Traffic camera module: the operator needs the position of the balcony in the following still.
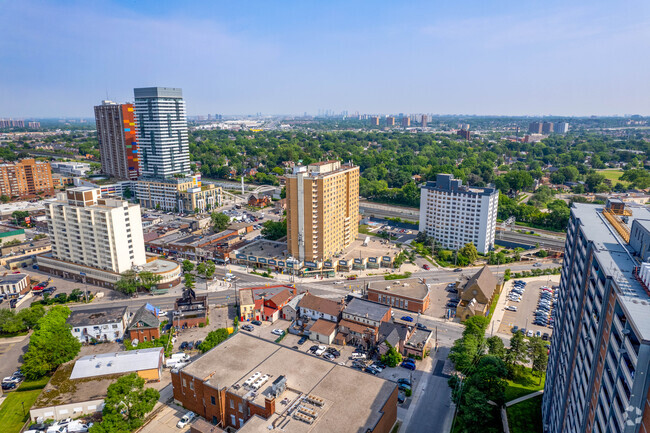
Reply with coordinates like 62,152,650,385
624,337,637,365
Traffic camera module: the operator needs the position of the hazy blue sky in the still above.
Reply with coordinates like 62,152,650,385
1,0,649,117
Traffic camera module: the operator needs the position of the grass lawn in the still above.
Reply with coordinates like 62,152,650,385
507,395,543,433
597,169,629,186
0,376,51,433
505,368,545,402
487,292,501,322
0,331,29,339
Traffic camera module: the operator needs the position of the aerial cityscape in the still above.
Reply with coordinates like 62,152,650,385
0,2,649,433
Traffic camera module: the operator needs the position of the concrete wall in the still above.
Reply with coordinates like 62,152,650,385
30,399,104,422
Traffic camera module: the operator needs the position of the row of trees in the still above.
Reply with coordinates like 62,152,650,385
0,304,45,334
115,270,163,296
182,259,217,280
22,305,81,379
448,316,548,432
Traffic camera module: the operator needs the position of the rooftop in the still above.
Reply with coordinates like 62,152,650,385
67,306,127,327
309,318,337,336
573,203,650,342
367,278,433,301
139,258,180,274
128,305,160,331
70,347,163,379
298,293,343,317
182,333,396,433
422,173,497,196
0,273,29,284
343,298,391,322
34,362,123,408
233,240,290,261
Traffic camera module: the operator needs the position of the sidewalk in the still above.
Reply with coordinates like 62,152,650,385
505,390,544,407
399,351,435,431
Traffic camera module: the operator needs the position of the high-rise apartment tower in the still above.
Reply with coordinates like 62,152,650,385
419,174,498,254
543,200,650,433
94,100,140,180
133,87,190,178
286,161,359,262
45,187,146,274
0,158,54,198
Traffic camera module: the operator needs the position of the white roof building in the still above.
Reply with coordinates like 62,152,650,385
70,347,163,380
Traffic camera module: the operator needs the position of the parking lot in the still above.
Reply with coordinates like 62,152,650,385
498,276,560,339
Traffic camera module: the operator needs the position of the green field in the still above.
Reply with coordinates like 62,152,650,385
505,368,545,402
0,376,51,433
507,395,543,433
597,169,629,186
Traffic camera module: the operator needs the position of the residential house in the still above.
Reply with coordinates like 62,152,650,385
238,285,298,323
67,306,128,343
248,194,271,208
455,265,500,320
127,305,161,342
309,319,338,344
335,298,392,348
298,293,344,323
280,293,304,322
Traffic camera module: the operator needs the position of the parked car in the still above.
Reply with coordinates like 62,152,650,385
298,336,308,345
401,316,414,322
422,264,430,270
401,361,416,370
397,378,412,386
187,341,194,350
314,345,327,356
454,268,462,272
398,391,406,404
416,323,428,330
251,320,262,326
177,411,196,428
271,329,285,336
179,342,189,350
242,324,254,332
398,383,412,392
351,352,367,359
1,382,17,390
505,306,517,311
526,330,534,337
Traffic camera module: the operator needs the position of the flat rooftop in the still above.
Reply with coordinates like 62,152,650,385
140,258,180,273
368,278,433,301
234,240,289,260
182,333,396,433
573,203,650,341
67,306,127,327
0,273,29,284
70,348,162,379
33,362,123,408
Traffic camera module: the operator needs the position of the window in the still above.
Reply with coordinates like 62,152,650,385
230,399,234,409
211,396,216,405
230,415,236,426
189,381,194,390
238,403,243,413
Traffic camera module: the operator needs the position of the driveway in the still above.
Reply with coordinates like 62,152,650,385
0,333,30,381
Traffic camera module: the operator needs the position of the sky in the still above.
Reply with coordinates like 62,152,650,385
1,0,649,117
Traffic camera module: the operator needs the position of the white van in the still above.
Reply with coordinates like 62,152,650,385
351,352,367,360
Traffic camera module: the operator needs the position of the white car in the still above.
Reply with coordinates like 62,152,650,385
505,306,518,311
526,330,534,337
177,411,196,428
271,329,284,336
370,363,384,372
314,345,327,356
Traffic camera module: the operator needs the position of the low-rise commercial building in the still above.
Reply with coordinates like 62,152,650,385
0,273,30,298
297,292,343,323
367,278,431,313
335,298,392,348
238,285,298,323
71,347,164,382
67,306,128,343
174,289,209,328
136,175,222,213
171,332,398,433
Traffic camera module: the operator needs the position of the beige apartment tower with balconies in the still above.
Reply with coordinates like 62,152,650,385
286,161,359,263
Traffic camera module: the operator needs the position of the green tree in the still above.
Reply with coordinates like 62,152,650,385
90,373,160,433
460,243,479,264
182,259,195,273
139,271,162,292
467,356,508,405
205,260,216,279
199,328,230,353
528,337,549,383
486,336,506,360
211,212,230,231
280,186,286,199
456,386,494,433
22,306,81,379
380,342,403,367
12,210,29,225
0,195,9,203
505,331,528,366
196,262,207,278
115,270,139,295
261,219,287,240
184,273,195,290
462,316,489,340
449,334,481,372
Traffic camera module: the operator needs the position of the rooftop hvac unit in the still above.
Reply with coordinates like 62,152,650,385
271,375,286,397
293,413,314,424
244,372,261,388
252,374,269,390
298,405,318,418
306,394,324,407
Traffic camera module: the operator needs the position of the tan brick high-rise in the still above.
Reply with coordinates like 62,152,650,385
286,161,359,262
0,158,54,199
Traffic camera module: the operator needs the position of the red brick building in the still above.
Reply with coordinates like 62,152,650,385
367,278,432,313
127,305,161,342
247,194,271,208
171,332,397,432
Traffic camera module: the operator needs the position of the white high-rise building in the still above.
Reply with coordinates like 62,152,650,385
555,122,569,134
419,174,498,254
133,87,190,179
45,187,146,273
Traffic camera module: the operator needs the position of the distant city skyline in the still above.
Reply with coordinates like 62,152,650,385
1,0,649,117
